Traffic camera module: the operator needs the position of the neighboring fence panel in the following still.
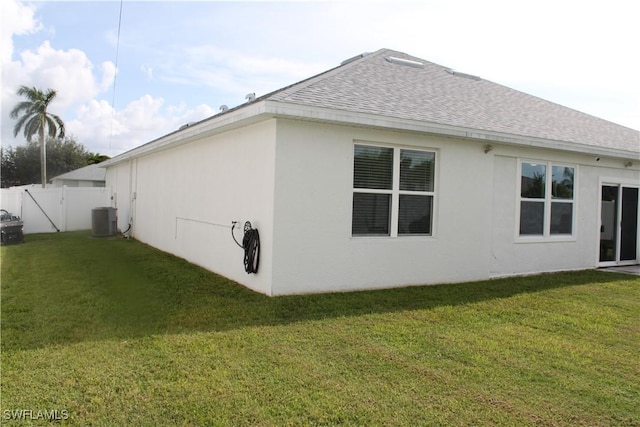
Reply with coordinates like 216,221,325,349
1,189,22,215
0,186,112,234
63,187,112,232
22,188,63,233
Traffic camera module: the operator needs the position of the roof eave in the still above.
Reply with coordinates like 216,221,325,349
264,100,640,160
101,98,638,168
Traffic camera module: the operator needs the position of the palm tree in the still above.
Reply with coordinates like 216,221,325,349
10,86,65,187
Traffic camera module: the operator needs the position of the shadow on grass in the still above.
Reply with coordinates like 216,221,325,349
1,231,637,351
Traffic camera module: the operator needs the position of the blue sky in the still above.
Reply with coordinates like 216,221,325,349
2,0,638,157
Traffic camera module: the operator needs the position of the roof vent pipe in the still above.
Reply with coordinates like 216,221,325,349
341,52,370,65
385,56,424,68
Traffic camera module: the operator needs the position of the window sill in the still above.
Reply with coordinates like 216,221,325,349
351,234,435,240
515,235,577,244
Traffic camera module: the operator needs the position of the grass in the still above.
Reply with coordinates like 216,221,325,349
1,231,639,426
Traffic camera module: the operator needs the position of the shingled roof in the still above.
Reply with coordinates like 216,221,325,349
51,163,106,182
267,48,639,156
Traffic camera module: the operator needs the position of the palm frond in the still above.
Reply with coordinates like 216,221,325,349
9,101,34,119
12,113,31,137
45,116,60,138
44,89,58,103
16,86,42,102
24,118,41,143
51,113,65,138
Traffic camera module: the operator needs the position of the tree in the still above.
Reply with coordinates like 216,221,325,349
1,137,95,188
87,153,111,165
10,86,66,187
0,147,19,188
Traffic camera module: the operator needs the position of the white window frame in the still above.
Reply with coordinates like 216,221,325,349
516,159,577,242
352,142,437,238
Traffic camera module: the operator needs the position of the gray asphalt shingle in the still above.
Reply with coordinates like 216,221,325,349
268,49,639,154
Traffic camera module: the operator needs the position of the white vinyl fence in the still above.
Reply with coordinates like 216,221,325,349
0,186,112,234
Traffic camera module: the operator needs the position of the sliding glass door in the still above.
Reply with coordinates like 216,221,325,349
599,184,639,265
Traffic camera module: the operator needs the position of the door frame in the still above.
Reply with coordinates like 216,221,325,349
597,177,640,267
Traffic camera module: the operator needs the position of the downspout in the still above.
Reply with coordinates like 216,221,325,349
132,158,138,236
124,158,136,237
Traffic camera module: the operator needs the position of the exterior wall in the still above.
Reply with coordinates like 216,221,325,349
271,119,638,295
270,119,494,295
490,147,639,276
105,116,638,296
107,120,277,295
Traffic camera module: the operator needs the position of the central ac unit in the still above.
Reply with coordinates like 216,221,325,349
92,207,117,237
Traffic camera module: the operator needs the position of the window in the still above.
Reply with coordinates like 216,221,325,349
519,160,575,237
352,144,435,236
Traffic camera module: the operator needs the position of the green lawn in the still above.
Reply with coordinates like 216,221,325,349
1,231,639,426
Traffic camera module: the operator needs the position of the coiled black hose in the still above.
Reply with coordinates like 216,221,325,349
242,223,260,274
232,221,260,274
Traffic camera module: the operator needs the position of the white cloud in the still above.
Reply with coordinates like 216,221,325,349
160,45,329,99
0,0,40,63
15,41,115,107
66,95,216,156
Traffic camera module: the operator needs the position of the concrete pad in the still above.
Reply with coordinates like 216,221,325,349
601,265,640,276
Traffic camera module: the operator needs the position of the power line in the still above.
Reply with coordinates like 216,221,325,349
109,0,124,152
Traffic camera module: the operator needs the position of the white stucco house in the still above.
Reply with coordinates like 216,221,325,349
103,49,640,296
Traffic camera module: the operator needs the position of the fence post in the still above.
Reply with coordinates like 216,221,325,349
61,186,67,232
